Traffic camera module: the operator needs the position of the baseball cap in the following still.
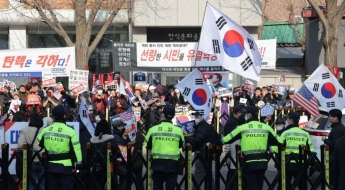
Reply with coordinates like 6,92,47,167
246,105,258,115
163,105,175,119
111,119,127,127
149,85,156,90
52,105,66,118
286,111,300,121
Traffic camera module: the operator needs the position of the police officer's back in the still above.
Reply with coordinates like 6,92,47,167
37,105,82,190
144,105,185,190
279,111,314,189
221,105,280,190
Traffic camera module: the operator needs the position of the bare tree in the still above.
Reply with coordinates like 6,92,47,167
287,0,305,52
258,0,269,39
307,0,345,69
11,0,126,70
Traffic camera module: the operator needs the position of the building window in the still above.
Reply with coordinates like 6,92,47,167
0,27,9,49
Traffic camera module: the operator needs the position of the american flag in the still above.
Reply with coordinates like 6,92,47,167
120,107,134,121
152,72,164,93
278,75,286,83
293,85,319,117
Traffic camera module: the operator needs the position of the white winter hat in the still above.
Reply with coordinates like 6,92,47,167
149,85,156,90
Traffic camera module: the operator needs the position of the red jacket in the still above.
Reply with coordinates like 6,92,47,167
91,94,108,115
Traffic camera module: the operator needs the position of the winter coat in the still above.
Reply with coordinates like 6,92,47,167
131,131,144,169
324,122,345,152
113,129,129,146
170,93,186,107
185,119,211,153
91,94,109,116
17,126,44,162
334,135,345,190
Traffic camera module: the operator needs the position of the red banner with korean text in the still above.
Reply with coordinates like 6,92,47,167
42,77,56,87
0,47,76,77
26,94,41,105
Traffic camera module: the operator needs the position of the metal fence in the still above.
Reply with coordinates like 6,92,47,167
0,142,334,190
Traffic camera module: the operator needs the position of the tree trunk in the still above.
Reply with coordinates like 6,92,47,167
74,0,89,70
323,24,338,68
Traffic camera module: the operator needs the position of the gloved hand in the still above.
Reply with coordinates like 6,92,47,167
215,137,223,145
75,163,83,171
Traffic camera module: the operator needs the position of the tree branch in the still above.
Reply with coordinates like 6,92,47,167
288,0,305,51
88,0,126,56
336,1,345,21
84,0,103,49
29,0,73,46
307,0,328,31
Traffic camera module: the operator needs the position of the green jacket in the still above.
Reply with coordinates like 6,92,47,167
144,121,185,161
37,122,82,167
222,120,280,163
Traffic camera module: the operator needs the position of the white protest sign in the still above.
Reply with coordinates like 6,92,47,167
42,77,56,87
69,70,89,95
239,98,247,104
219,87,233,97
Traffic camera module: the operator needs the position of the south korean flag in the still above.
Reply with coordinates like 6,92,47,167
175,68,212,120
198,3,262,81
303,64,345,111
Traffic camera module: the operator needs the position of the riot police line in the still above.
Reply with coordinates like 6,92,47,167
0,107,333,190
0,142,334,190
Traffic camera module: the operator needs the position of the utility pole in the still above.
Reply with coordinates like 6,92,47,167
128,0,133,85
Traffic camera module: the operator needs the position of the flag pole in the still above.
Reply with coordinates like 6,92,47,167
194,1,209,68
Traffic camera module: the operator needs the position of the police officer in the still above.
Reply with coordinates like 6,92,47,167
279,111,314,189
37,105,82,190
220,105,280,190
144,105,185,190
223,104,246,190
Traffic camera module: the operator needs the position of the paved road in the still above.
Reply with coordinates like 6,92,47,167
137,151,325,190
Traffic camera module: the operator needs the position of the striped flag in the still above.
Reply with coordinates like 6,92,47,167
278,75,286,83
292,85,319,117
120,107,134,121
152,72,164,93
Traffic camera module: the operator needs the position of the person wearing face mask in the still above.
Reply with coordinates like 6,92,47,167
222,105,246,190
185,111,215,190
219,105,281,190
275,116,286,135
278,111,314,190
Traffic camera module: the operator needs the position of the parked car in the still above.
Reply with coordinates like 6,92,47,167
303,108,345,160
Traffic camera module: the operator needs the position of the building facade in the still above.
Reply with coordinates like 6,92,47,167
0,0,263,87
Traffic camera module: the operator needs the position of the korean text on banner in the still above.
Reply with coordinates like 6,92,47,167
0,47,76,77
26,94,41,105
198,3,262,81
256,39,276,70
69,70,89,95
42,77,56,87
